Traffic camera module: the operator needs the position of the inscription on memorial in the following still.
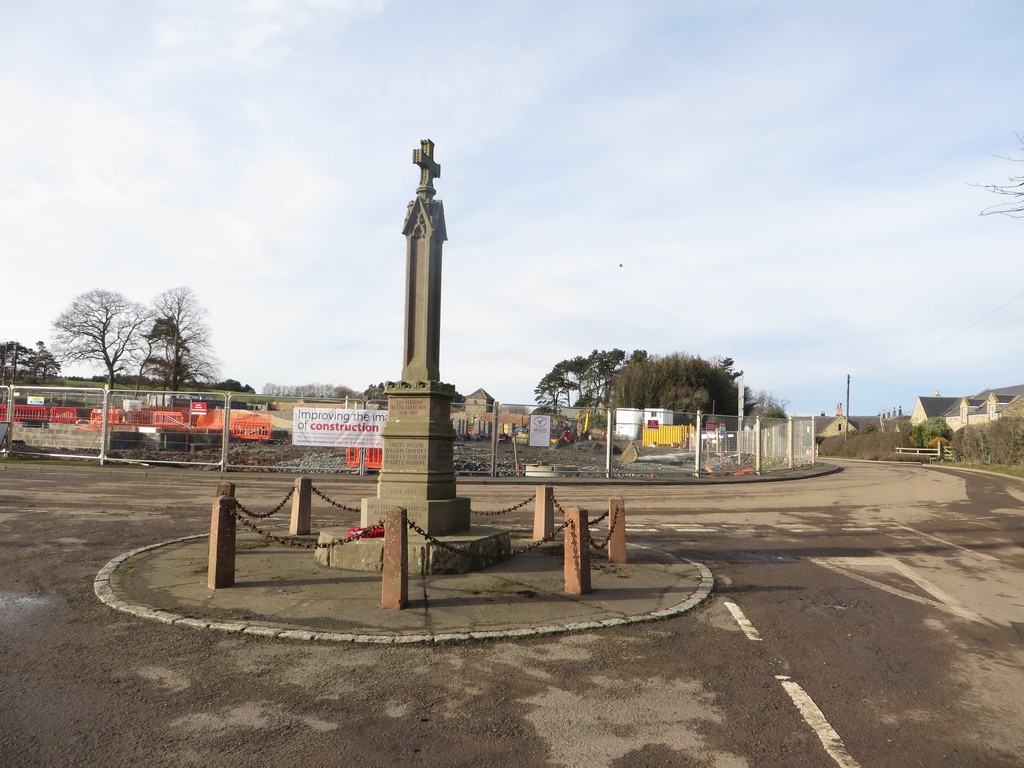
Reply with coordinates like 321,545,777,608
388,399,429,420
386,439,452,469
387,396,450,421
376,485,420,498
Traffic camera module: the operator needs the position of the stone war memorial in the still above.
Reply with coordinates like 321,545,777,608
316,140,510,574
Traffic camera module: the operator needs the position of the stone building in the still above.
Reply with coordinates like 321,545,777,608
910,384,1024,431
813,404,884,438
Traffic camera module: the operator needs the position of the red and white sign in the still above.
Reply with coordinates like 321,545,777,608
292,407,387,448
647,419,659,429
190,401,208,416
529,414,551,448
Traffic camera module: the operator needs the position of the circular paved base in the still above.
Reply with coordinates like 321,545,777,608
95,532,714,644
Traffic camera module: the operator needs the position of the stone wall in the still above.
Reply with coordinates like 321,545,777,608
10,422,105,452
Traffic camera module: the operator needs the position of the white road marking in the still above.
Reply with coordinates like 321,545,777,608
776,675,862,768
811,556,991,625
723,601,762,641
895,523,1000,562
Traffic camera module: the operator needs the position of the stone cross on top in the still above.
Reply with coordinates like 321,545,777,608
413,139,441,199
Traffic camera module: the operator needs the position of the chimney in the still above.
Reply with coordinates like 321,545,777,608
836,403,843,416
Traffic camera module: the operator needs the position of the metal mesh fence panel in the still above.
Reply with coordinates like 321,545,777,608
759,416,790,471
792,416,816,467
104,390,228,468
485,403,608,478
2,386,107,459
224,394,383,473
615,408,696,478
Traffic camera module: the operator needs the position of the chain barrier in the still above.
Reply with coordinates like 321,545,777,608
310,485,361,514
552,496,566,515
470,493,537,517
235,487,295,519
511,520,570,555
230,485,586,562
405,513,570,559
565,518,580,564
588,509,618,550
234,510,385,550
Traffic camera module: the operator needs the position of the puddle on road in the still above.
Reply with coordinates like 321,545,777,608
0,592,54,624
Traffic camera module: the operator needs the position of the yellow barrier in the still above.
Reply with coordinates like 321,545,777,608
641,424,693,447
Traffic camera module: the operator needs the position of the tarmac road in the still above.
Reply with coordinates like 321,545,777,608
1,460,1023,767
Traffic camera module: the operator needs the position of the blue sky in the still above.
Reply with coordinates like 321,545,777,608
2,1,1022,416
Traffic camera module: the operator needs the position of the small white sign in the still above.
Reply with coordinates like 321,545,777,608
529,414,551,447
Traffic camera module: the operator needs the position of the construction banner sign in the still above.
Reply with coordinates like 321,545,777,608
292,408,387,448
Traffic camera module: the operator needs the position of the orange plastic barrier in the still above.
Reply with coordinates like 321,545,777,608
194,409,224,431
49,407,78,424
90,408,124,427
345,447,383,469
122,409,156,426
151,410,190,430
10,404,48,422
229,414,272,441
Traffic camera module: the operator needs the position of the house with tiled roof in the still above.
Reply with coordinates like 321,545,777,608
814,406,883,438
909,395,959,425
911,384,1024,431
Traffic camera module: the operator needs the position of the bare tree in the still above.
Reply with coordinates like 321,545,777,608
51,289,150,388
749,390,789,419
261,382,360,399
146,287,218,390
978,134,1024,217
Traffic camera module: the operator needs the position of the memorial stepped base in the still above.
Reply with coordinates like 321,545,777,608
314,526,511,575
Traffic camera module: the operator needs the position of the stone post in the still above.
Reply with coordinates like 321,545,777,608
381,507,408,609
290,476,312,536
208,495,236,589
533,485,554,540
563,507,591,595
607,496,627,564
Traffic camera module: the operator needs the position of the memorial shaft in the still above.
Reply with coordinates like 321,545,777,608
361,139,470,537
